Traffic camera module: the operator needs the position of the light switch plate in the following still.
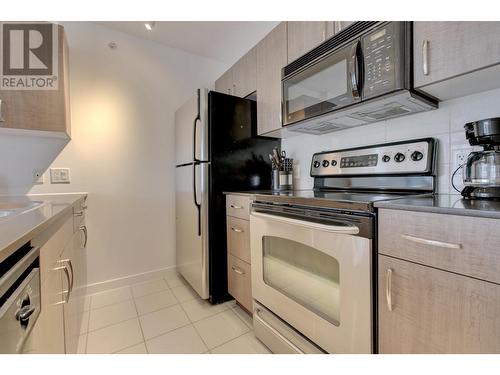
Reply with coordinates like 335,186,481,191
50,168,70,184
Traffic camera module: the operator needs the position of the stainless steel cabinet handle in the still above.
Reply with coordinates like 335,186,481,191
0,99,5,122
15,305,36,321
422,39,429,76
230,227,243,233
254,308,305,354
74,211,84,217
231,266,245,275
386,268,393,312
401,234,461,249
54,266,71,304
230,204,243,209
80,225,88,248
59,259,74,292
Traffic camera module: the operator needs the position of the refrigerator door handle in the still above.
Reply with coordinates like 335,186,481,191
193,162,201,236
193,89,202,162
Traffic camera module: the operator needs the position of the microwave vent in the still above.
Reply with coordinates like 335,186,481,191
283,21,379,78
290,120,344,135
353,103,413,121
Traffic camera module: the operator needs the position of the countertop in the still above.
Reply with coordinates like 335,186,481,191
0,193,87,262
374,194,500,219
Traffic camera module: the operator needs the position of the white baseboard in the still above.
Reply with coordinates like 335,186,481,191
86,265,178,295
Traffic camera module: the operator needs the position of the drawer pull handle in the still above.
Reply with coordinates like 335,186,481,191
74,211,84,217
401,234,461,249
230,204,243,209
231,227,243,233
422,39,429,76
231,266,245,275
386,268,393,312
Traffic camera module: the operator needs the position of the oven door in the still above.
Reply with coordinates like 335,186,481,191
250,209,372,354
282,40,362,127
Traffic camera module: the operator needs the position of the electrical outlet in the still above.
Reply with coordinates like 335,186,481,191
450,147,472,192
50,168,71,184
33,169,44,184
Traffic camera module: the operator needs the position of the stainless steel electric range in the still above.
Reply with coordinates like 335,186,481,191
249,138,437,354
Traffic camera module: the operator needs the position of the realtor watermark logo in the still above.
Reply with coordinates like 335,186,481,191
0,22,58,90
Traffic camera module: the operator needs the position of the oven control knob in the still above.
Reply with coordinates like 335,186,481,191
394,153,405,162
411,151,424,161
313,161,321,168
322,160,330,168
331,160,337,166
382,155,390,163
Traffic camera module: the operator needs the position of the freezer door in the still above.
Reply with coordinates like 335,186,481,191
175,162,209,299
175,89,209,165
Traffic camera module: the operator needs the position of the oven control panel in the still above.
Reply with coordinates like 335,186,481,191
310,138,435,177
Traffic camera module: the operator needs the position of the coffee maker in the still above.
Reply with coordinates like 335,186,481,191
461,118,500,199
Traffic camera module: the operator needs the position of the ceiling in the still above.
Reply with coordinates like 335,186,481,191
97,21,279,65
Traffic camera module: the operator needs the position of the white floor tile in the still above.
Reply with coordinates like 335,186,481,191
181,298,228,322
134,289,178,316
86,318,143,354
146,325,207,354
165,273,187,289
91,286,132,310
171,283,199,303
194,309,250,349
211,332,271,354
231,304,253,328
88,299,137,331
139,304,190,340
115,342,148,354
132,279,169,298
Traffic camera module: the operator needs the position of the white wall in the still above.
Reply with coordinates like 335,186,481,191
282,87,500,195
0,22,227,287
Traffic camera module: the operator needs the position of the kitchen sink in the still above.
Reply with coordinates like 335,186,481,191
0,201,45,218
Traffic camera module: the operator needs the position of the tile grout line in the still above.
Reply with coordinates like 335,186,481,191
130,286,148,354
176,295,210,353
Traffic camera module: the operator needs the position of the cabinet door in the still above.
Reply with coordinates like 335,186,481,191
256,22,287,136
215,68,234,95
227,254,252,312
0,24,70,136
379,255,500,353
233,46,257,98
287,22,327,63
414,22,500,89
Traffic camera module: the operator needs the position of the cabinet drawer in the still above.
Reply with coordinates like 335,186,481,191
379,209,500,284
226,216,250,264
72,199,87,233
227,254,252,312
226,195,251,220
379,255,500,353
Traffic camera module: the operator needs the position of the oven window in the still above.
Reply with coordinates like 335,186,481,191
262,236,340,326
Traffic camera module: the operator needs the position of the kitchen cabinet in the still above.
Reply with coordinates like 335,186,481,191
379,255,500,353
23,198,88,354
287,22,327,63
226,194,252,312
326,21,355,38
215,67,233,95
378,208,500,353
256,22,288,136
215,47,257,98
233,47,257,97
413,22,500,100
0,24,71,137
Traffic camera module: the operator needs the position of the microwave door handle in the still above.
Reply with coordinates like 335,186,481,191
349,41,361,100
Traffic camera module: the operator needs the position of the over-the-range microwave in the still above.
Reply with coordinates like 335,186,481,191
281,21,438,135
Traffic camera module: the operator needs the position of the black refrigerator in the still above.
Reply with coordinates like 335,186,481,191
175,89,279,304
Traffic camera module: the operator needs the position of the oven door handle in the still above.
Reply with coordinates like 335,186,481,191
250,211,359,235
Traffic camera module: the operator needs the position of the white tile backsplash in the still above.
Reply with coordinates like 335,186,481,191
282,87,500,193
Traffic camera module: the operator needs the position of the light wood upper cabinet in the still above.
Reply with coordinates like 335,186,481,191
233,47,257,97
326,21,355,38
379,255,500,353
414,22,500,96
0,24,70,137
214,67,233,95
287,22,327,63
256,22,287,136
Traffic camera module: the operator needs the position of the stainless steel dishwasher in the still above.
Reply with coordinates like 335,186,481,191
0,244,41,353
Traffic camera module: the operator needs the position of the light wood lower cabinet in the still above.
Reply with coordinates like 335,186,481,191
226,194,252,312
379,255,500,353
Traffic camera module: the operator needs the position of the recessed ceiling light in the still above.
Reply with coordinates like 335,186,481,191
145,22,156,31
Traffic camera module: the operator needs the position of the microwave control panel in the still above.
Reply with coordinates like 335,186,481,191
362,22,405,99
